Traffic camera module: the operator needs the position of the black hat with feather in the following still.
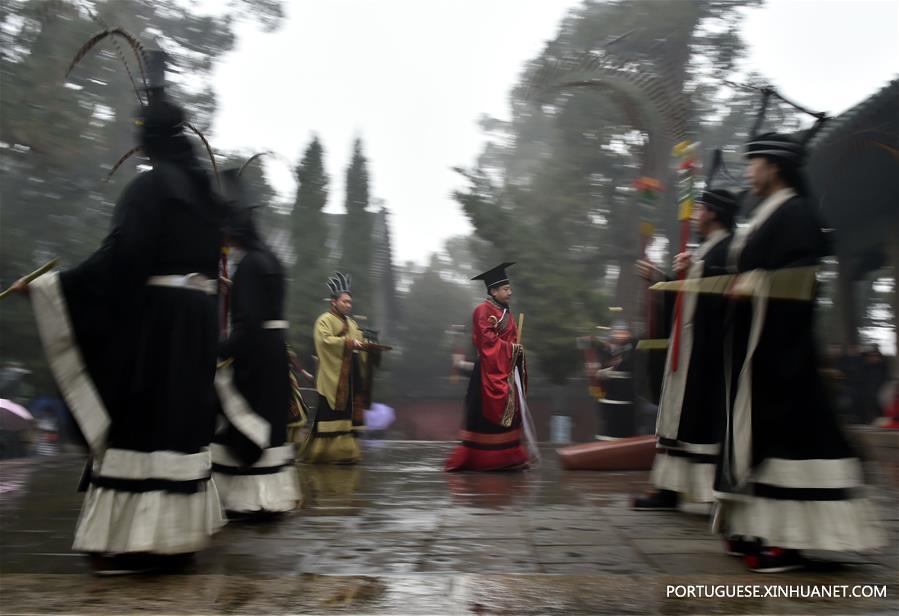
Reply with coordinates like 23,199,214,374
697,149,738,229
65,22,218,182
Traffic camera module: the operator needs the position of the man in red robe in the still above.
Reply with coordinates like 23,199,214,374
445,263,532,471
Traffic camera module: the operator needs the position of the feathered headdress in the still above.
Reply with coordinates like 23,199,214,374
220,167,264,251
326,272,352,298
731,82,830,153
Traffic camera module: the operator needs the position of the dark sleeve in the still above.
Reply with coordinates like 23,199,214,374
218,251,267,359
650,284,677,339
703,237,733,277
62,173,161,293
738,199,825,272
656,237,730,338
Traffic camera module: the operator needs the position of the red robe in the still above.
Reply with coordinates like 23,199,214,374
445,298,529,471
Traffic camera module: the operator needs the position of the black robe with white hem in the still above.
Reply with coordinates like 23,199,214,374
213,248,300,513
28,160,227,555
714,189,885,552
595,338,638,439
651,229,731,503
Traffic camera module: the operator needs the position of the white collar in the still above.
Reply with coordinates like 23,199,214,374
694,228,730,260
745,188,796,234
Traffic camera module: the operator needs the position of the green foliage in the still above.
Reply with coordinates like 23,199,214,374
288,135,331,363
0,0,284,398
455,0,762,384
391,254,480,397
338,138,375,319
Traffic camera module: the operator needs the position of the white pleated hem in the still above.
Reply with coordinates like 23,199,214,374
651,452,715,503
213,465,301,514
720,493,888,552
72,483,226,555
30,272,110,452
214,365,271,449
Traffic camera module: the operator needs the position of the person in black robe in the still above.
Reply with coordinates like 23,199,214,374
714,132,885,572
859,345,889,424
11,97,227,574
633,189,736,510
594,322,637,440
212,170,300,515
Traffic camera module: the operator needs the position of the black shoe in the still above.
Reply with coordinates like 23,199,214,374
153,552,197,573
632,489,679,511
744,547,805,573
227,509,287,523
724,536,761,557
90,553,159,576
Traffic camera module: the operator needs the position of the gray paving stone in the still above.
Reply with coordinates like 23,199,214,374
532,529,625,546
644,552,750,575
535,543,651,570
632,538,728,555
1,442,896,615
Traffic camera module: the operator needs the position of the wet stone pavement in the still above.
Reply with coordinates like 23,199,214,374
0,441,896,615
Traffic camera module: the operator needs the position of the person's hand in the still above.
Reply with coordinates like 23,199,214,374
672,251,692,274
218,276,232,294
636,259,663,281
7,277,30,297
353,339,365,350
452,354,474,375
726,272,756,301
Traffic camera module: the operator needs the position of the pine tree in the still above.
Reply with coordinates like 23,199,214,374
0,0,285,393
288,136,330,364
338,138,375,320
455,0,761,385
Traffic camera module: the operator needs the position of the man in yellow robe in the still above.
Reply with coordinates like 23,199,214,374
300,272,369,464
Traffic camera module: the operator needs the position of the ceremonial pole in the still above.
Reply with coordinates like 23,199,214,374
633,177,663,338
670,141,698,372
220,246,230,337
0,259,58,300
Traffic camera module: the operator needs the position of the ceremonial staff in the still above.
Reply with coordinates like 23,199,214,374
633,177,663,338
286,346,310,431
0,259,58,300
447,324,467,384
220,247,231,337
669,141,698,372
649,265,819,301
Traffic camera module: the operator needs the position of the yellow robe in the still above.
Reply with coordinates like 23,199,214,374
314,310,367,409
301,310,368,463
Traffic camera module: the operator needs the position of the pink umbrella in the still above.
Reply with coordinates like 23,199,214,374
0,399,34,432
